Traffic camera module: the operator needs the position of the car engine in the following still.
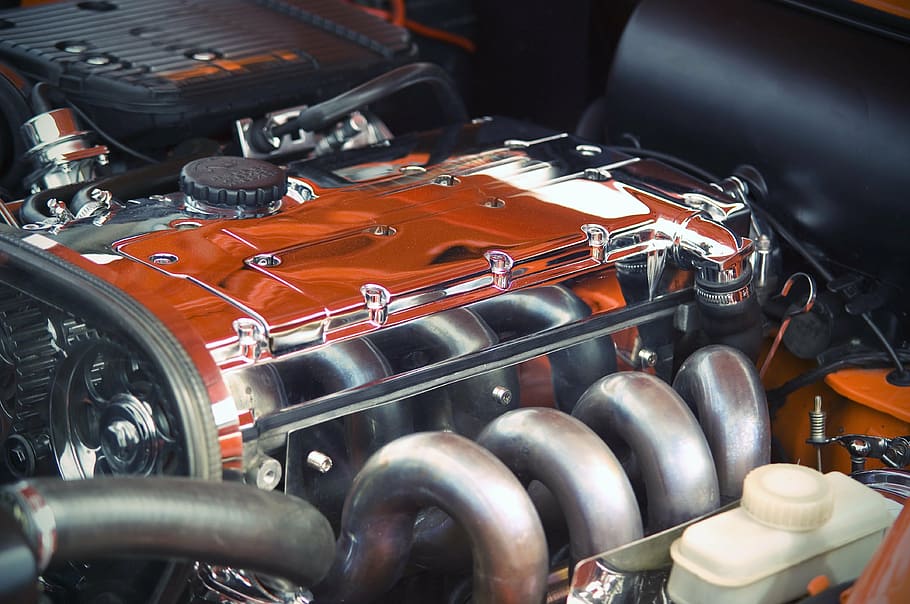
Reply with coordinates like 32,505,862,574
0,1,908,603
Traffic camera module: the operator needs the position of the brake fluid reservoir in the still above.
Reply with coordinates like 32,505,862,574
668,464,894,604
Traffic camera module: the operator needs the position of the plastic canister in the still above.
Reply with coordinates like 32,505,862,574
667,464,894,604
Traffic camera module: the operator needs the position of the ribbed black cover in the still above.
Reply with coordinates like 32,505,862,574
0,0,413,144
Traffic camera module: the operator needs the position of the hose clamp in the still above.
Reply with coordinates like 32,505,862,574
0,482,57,571
695,282,753,307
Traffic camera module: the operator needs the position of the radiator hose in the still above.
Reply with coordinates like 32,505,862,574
0,477,336,590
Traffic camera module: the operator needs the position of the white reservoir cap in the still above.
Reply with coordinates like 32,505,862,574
742,463,834,531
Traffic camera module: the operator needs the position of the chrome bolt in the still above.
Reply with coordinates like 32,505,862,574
432,174,459,187
286,179,314,203
63,43,90,53
234,317,267,362
307,451,333,473
481,197,505,209
638,348,658,368
581,224,609,263
361,284,391,326
249,254,281,267
484,250,515,290
366,225,397,237
492,386,513,406
149,253,178,265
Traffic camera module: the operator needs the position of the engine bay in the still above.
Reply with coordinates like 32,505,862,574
0,1,908,603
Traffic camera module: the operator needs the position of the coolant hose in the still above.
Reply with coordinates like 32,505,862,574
673,345,771,501
572,372,720,530
695,265,763,361
477,407,643,559
313,432,548,604
19,147,217,224
0,477,336,588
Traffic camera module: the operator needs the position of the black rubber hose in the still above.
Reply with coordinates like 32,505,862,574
69,146,219,216
0,61,33,193
28,83,54,115
19,182,85,225
1,477,336,588
20,148,217,224
767,351,910,409
695,267,764,362
0,507,37,604
271,62,468,138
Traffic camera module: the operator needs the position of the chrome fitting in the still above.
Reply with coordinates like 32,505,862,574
234,318,268,362
21,108,109,192
361,284,391,326
306,450,333,474
581,224,609,263
484,250,515,290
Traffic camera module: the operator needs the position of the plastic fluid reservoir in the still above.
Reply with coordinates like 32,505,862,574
667,464,894,604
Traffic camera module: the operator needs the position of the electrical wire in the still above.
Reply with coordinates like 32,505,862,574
353,2,476,53
609,143,907,381
750,202,906,379
389,0,406,26
65,101,159,165
607,145,722,184
766,351,910,408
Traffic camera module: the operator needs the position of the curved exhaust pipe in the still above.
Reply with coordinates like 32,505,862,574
411,407,644,570
572,372,720,531
672,345,770,500
468,286,617,412
477,407,643,559
313,432,548,604
0,477,336,588
366,308,520,438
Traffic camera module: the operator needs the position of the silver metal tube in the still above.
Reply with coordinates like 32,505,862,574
572,372,719,531
477,407,643,560
314,432,548,604
672,345,770,500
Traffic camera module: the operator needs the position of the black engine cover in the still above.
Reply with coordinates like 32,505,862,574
605,0,910,301
0,0,413,147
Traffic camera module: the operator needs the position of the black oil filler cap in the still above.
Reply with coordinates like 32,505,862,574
180,156,287,212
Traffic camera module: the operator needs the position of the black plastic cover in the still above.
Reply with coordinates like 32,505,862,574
604,0,910,303
0,0,413,147
180,156,287,209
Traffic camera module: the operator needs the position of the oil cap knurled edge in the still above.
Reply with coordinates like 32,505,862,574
180,156,287,210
